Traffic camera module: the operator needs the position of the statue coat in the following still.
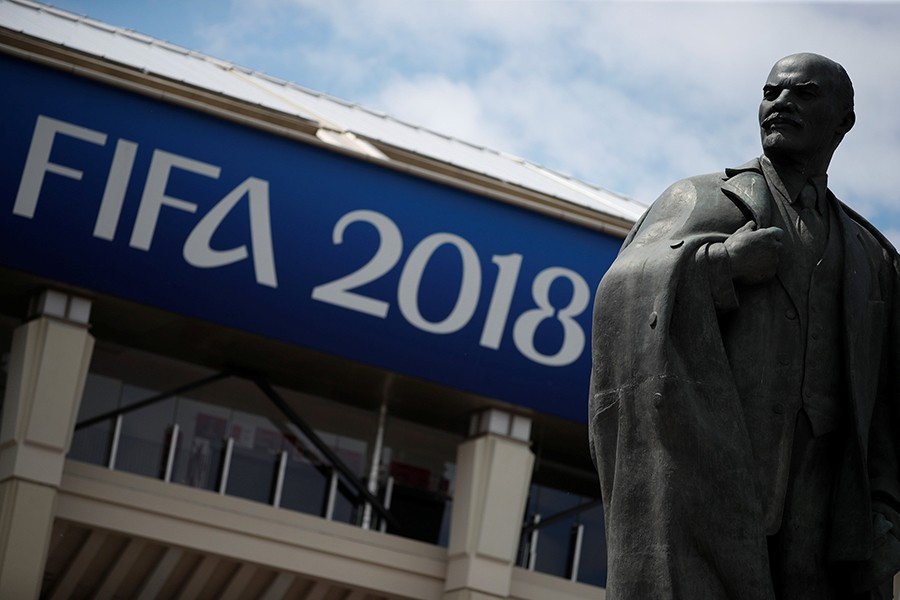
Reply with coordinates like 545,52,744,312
589,158,900,599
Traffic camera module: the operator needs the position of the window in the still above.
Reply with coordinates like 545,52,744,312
519,479,607,586
68,342,459,546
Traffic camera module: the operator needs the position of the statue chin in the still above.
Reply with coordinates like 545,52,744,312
760,132,796,157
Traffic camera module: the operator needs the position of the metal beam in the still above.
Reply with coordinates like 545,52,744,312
253,378,401,533
75,371,231,430
521,497,603,535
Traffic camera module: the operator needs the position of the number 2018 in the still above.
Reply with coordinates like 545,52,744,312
311,209,590,367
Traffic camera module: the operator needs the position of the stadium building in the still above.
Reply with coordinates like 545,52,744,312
0,1,645,597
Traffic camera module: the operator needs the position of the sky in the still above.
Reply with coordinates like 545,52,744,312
46,0,900,244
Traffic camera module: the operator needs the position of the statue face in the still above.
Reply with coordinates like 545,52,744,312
758,54,849,165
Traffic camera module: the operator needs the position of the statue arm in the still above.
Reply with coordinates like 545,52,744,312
623,175,782,316
851,249,900,592
704,222,784,308
866,248,900,514
699,241,739,312
872,252,900,538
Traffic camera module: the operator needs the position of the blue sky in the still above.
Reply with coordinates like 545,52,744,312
46,0,900,243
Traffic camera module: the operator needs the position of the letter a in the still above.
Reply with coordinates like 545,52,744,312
182,177,278,288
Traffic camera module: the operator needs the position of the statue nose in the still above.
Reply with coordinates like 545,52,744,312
771,89,793,108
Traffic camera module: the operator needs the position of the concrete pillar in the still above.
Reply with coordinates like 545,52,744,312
444,409,534,600
0,290,94,599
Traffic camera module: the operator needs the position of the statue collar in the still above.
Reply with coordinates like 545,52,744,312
723,157,764,179
721,157,771,227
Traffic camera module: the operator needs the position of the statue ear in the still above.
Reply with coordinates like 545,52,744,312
839,109,856,134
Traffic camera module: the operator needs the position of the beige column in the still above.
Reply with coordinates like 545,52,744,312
444,409,534,600
0,290,94,600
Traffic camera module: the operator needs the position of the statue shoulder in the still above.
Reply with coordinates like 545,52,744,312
656,171,728,203
655,162,762,208
639,172,728,229
625,170,738,248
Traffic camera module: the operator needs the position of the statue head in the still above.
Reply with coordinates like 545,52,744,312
758,52,855,175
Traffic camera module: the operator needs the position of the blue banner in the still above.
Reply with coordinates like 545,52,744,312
0,56,624,422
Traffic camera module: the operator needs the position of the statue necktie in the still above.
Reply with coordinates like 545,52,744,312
796,182,826,256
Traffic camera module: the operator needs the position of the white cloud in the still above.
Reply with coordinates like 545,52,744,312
371,75,516,151
190,0,900,229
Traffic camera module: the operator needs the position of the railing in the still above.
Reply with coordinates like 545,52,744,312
518,496,606,587
69,367,605,581
71,370,400,533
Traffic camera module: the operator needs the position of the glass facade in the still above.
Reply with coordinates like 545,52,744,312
67,338,607,585
68,342,461,542
381,418,459,545
519,482,607,587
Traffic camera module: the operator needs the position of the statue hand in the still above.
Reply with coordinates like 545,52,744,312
723,221,784,285
847,513,900,595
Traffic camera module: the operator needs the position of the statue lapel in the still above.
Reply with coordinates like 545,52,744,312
720,162,803,313
721,158,772,228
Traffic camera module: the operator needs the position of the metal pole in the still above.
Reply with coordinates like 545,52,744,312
219,437,234,495
361,395,389,530
273,450,288,507
163,423,179,482
520,497,603,536
569,523,585,582
75,371,231,430
108,414,123,469
253,378,400,532
324,470,339,520
379,476,395,533
527,514,541,571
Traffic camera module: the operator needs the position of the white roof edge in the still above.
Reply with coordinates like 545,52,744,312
1,0,647,224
